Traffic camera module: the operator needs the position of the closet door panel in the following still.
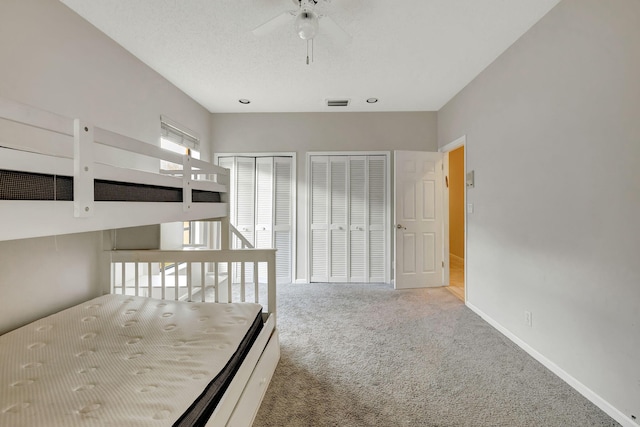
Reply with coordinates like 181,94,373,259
310,156,329,282
235,157,256,245
255,157,274,283
349,157,366,282
368,156,386,282
329,157,348,282
235,157,256,281
309,154,387,283
273,157,293,284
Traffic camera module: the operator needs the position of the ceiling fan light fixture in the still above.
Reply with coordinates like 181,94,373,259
295,9,319,40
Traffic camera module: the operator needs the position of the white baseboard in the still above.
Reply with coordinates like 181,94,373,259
466,302,636,427
294,279,307,284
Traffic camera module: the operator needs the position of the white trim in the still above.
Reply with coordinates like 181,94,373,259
439,135,466,154
440,135,467,301
294,279,308,284
466,302,636,427
306,151,391,283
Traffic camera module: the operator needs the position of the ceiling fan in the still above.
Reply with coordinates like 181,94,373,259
252,0,351,63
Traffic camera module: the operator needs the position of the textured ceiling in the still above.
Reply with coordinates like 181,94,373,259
60,0,561,113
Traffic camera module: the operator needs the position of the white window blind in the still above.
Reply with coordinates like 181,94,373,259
160,115,200,151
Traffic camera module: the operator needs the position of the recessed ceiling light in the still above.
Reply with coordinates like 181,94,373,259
239,99,251,104
366,98,379,104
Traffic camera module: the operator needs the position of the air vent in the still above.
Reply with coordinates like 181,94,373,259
327,99,350,107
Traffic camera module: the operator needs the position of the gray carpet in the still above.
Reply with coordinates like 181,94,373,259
254,283,619,427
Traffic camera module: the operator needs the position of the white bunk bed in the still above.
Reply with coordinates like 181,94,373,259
0,97,280,426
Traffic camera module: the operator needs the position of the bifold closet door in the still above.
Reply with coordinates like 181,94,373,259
349,157,366,282
310,156,329,282
255,158,273,283
368,156,386,282
273,157,293,284
255,157,293,285
218,155,294,285
234,157,256,246
309,155,387,283
329,157,348,282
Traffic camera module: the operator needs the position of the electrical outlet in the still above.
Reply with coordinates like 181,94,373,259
525,311,533,327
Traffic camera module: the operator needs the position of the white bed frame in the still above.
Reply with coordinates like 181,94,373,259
0,97,280,426
0,97,228,241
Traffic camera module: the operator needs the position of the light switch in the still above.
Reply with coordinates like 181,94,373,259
466,170,475,188
467,203,474,214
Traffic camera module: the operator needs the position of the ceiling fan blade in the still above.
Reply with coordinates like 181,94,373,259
319,15,352,44
252,11,295,37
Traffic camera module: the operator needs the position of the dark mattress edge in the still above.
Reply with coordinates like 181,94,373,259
174,309,265,427
0,169,220,203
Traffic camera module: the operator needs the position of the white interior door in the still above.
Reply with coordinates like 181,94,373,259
394,151,444,289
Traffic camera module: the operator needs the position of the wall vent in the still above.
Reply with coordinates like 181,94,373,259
327,99,350,107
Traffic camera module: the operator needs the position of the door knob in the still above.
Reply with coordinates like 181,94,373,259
396,224,406,230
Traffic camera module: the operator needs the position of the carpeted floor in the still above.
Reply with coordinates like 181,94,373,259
254,282,619,427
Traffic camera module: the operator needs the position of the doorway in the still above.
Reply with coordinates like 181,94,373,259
442,137,466,301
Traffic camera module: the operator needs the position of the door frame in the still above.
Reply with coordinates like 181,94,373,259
306,151,391,283
214,152,297,283
439,135,467,301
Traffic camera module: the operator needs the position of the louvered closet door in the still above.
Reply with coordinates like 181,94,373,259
309,154,387,283
368,156,386,282
329,157,348,282
234,157,256,281
310,156,329,282
235,157,256,246
349,157,367,282
255,157,273,283
273,157,293,284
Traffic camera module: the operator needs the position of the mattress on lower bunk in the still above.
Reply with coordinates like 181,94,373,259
0,169,221,202
0,294,263,426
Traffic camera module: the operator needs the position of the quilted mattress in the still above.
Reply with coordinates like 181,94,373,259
0,294,263,426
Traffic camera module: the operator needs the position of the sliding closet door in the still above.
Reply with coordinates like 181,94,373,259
309,154,387,283
310,156,329,282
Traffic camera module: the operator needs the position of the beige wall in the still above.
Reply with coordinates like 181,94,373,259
211,112,438,281
0,0,211,333
438,0,640,422
448,146,465,259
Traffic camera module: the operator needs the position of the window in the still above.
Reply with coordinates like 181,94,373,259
159,116,205,249
159,116,200,171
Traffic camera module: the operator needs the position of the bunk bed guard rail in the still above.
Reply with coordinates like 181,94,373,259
0,97,229,241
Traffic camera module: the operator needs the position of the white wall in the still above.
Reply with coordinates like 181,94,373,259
437,0,640,423
0,0,211,333
211,112,438,281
